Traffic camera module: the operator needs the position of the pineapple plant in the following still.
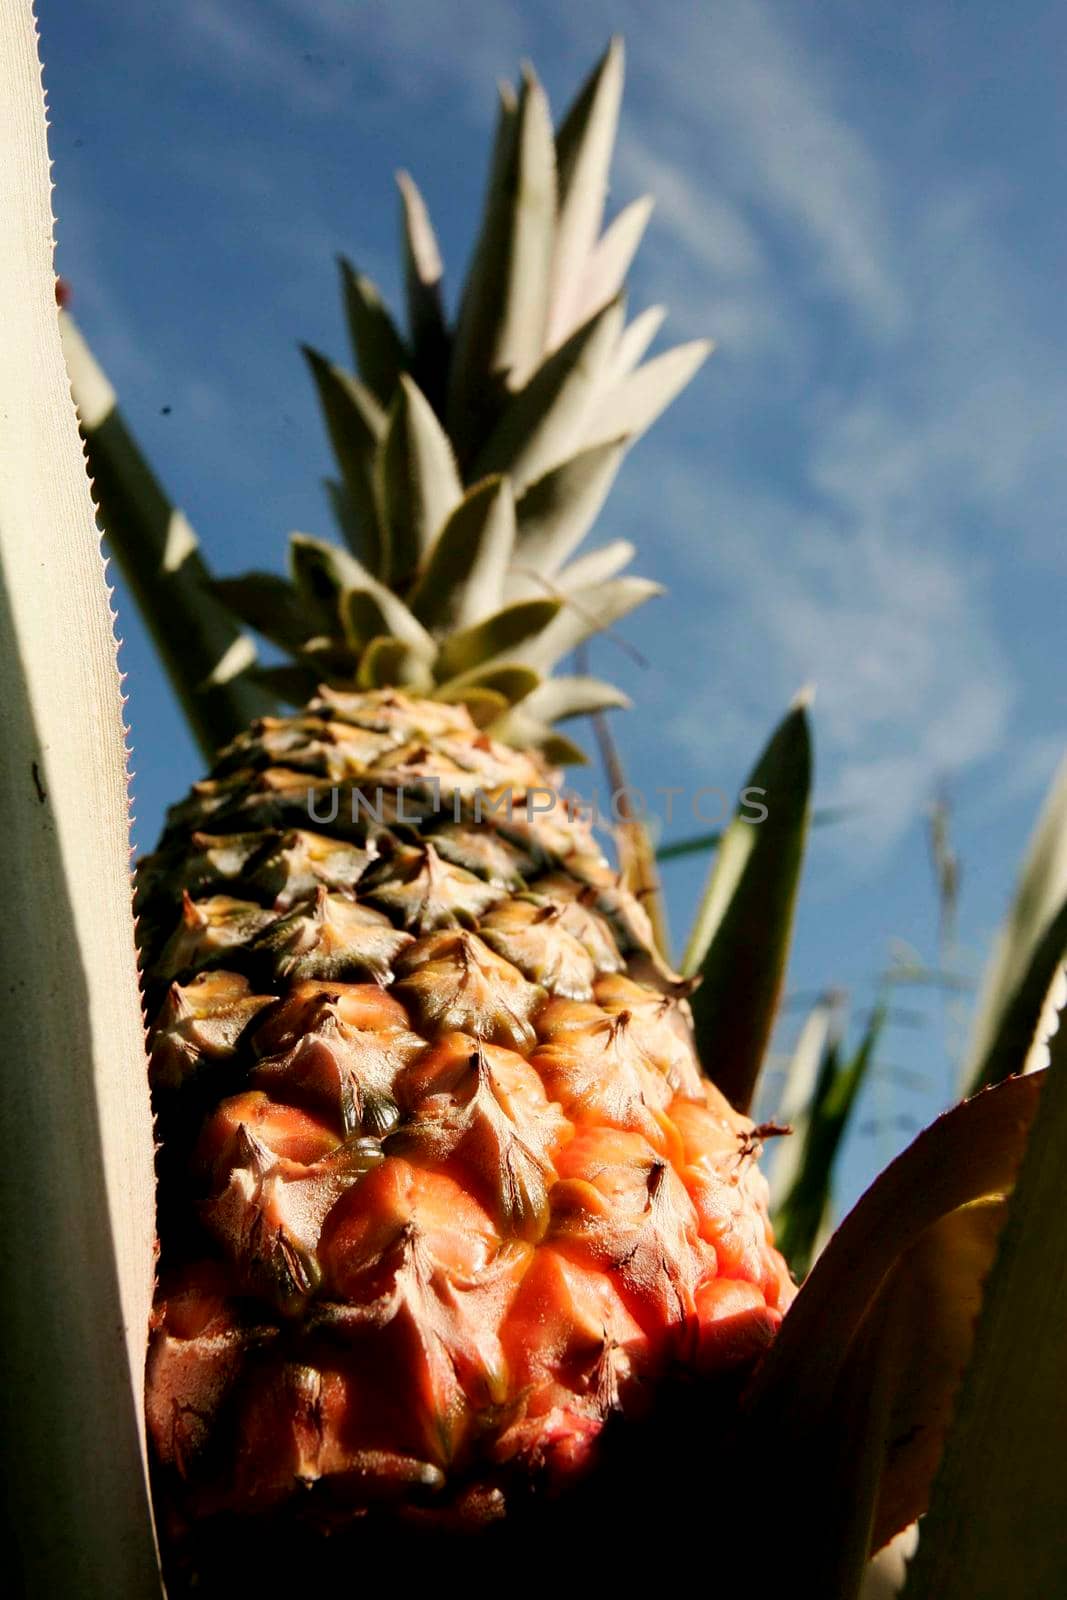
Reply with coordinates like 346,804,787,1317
125,43,800,1569
8,8,1064,1592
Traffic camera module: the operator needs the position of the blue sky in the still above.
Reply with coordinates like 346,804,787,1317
41,0,1065,1207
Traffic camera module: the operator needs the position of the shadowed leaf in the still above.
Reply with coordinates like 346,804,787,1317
683,696,813,1111
303,346,385,573
339,256,408,406
963,759,1067,1093
377,373,463,588
408,475,515,634
396,170,449,410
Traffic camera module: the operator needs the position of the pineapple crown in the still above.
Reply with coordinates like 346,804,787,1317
217,39,711,764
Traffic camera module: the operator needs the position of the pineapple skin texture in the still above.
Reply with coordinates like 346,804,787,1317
140,689,793,1532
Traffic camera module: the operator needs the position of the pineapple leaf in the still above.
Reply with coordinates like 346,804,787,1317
742,1071,1044,1591
683,694,813,1112
213,572,313,653
61,313,273,759
904,1024,1067,1598
773,999,887,1281
510,437,627,580
435,598,561,681
518,574,663,672
339,587,435,659
289,533,364,632
472,294,625,492
610,303,667,381
553,538,637,591
448,71,557,456
338,256,408,407
376,372,463,587
584,338,713,450
434,662,541,708
323,476,364,556
302,346,385,573
396,170,449,410
1,26,160,1584
548,36,625,349
765,993,844,1210
408,475,516,634
962,759,1067,1094
356,636,435,691
572,194,654,330
519,673,631,723
489,706,589,765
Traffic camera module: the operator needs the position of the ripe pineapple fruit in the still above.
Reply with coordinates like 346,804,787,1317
137,40,794,1553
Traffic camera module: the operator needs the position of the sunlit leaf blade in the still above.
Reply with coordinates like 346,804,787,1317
396,170,449,410
447,72,557,456
683,696,813,1111
472,295,624,492
517,574,662,672
338,256,407,406
572,194,653,328
2,43,160,1579
742,1073,1043,1592
548,36,624,349
408,475,515,633
583,338,712,450
553,538,636,591
766,995,843,1209
774,1000,887,1281
302,346,385,573
521,673,630,723
509,438,627,582
963,759,1067,1093
61,313,272,759
435,598,561,681
608,303,666,383
376,373,463,586
904,1028,1067,1599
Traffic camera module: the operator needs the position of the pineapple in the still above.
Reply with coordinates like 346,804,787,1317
135,40,794,1566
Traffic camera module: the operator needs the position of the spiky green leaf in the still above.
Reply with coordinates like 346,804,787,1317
572,194,653,329
548,36,625,348
434,662,541,708
448,71,557,455
584,338,712,449
510,438,627,580
683,696,813,1112
472,295,624,492
338,256,407,406
213,572,312,653
963,759,1067,1093
376,372,463,587
302,346,385,572
520,673,630,723
774,1000,887,1280
435,598,561,681
518,573,662,672
396,170,449,409
409,475,515,634
356,635,435,691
